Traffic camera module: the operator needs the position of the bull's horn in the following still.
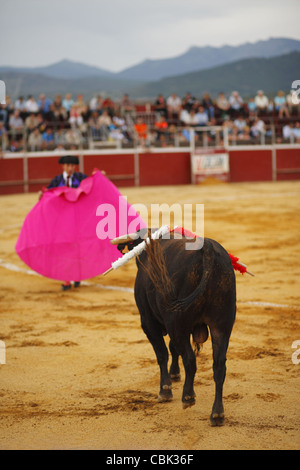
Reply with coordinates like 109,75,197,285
110,232,140,245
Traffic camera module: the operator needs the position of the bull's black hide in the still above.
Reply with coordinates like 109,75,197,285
118,230,236,426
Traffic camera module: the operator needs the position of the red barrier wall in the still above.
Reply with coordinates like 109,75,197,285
228,149,273,182
139,152,191,186
1,146,300,195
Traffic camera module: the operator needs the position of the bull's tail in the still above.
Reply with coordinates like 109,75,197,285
140,235,210,313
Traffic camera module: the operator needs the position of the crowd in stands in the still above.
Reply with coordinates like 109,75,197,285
0,89,299,153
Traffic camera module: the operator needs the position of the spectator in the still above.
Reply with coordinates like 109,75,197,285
97,110,112,140
247,97,257,118
69,104,84,129
54,129,68,147
282,123,293,140
254,90,269,115
9,109,24,132
88,110,102,139
154,114,168,143
0,122,8,150
38,94,52,116
202,93,214,120
14,96,27,114
233,115,250,140
293,122,300,142
89,94,103,114
216,92,230,120
229,91,244,118
250,116,265,140
195,105,210,126
42,127,55,149
182,92,197,112
180,108,198,126
102,96,115,117
166,93,182,121
154,94,167,118
62,93,75,114
25,113,39,134
0,103,9,126
65,128,82,147
28,128,43,151
120,93,135,118
25,95,39,114
274,91,289,118
134,116,148,147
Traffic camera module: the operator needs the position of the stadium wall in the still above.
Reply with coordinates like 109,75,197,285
0,145,300,195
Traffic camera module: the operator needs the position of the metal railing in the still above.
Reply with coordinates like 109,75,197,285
1,117,300,155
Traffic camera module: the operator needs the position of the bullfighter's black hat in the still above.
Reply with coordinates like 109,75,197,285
58,155,79,165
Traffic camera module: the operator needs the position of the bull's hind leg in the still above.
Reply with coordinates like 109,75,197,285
169,339,181,382
141,318,173,403
170,336,197,409
210,328,231,426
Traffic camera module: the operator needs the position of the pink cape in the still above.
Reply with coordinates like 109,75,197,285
15,170,146,281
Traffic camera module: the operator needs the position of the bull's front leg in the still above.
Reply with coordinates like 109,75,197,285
141,318,173,403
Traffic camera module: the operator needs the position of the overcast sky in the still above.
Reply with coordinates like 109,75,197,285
1,0,300,72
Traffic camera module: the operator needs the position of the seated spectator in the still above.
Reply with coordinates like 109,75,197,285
65,128,82,147
25,95,39,114
247,97,257,118
120,93,135,118
112,113,131,141
14,96,27,116
202,93,214,120
0,103,9,126
89,94,103,114
69,104,84,128
74,94,88,120
54,129,68,147
233,115,250,140
216,92,230,121
0,122,8,150
134,116,148,147
154,114,168,143
229,91,244,118
167,93,182,122
28,128,43,151
282,123,293,140
38,94,52,116
180,108,198,126
62,93,75,114
195,105,210,126
9,109,24,133
286,92,300,116
97,110,112,140
102,96,115,117
154,94,167,118
274,91,289,118
250,117,265,140
182,92,197,112
88,110,102,139
25,113,39,135
293,122,300,142
41,127,55,149
254,90,269,115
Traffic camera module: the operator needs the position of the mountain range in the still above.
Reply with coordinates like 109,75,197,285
1,37,300,100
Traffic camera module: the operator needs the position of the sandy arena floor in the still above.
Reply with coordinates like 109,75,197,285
0,180,299,450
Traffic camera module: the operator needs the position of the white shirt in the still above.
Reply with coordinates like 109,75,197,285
63,171,72,187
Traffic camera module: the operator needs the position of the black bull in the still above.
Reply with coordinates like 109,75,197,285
116,230,236,426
